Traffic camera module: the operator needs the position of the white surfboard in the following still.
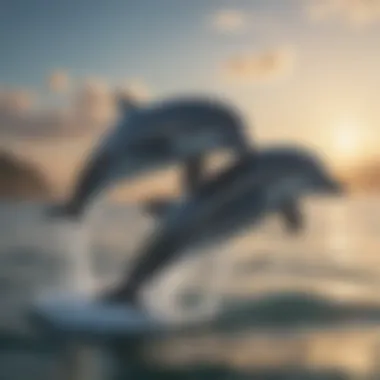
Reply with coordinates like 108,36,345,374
30,293,162,338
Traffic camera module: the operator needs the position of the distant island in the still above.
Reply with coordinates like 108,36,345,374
338,160,380,194
0,151,52,200
0,149,379,202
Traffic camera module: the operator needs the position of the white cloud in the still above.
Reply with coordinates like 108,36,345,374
120,79,152,102
0,76,152,139
48,70,71,93
305,0,380,26
211,9,248,33
73,78,117,126
0,88,35,113
0,99,78,139
221,46,296,85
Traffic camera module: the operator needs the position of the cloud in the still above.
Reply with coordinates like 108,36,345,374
221,47,296,85
113,79,153,109
72,78,117,126
211,9,248,33
48,70,71,93
123,79,152,101
0,89,80,139
0,76,152,140
305,0,380,26
0,89,35,113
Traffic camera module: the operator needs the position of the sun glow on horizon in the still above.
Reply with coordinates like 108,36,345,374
329,119,364,163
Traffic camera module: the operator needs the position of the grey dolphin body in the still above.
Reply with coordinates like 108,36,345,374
143,194,303,233
104,145,343,305
48,95,304,232
48,97,252,219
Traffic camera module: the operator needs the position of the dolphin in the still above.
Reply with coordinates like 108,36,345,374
142,195,304,234
142,146,303,234
102,145,344,306
47,95,305,232
47,96,253,219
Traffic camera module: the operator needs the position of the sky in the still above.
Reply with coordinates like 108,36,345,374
1,0,380,196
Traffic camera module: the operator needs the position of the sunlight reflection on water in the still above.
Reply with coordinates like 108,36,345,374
0,196,380,378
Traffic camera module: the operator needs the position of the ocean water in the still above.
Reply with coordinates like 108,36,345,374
1,196,380,379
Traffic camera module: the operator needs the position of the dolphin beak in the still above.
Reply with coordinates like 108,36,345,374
323,177,345,196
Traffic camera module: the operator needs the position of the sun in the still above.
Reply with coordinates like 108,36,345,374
330,120,362,162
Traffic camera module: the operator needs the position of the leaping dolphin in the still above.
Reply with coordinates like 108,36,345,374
47,96,252,219
142,194,304,234
103,145,344,306
47,95,305,233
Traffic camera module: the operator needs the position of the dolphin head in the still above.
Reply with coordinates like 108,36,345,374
310,172,344,195
258,147,345,209
303,160,344,197
279,147,345,198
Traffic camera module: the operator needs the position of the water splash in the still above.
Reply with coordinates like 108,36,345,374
54,218,96,295
39,200,108,299
142,246,230,324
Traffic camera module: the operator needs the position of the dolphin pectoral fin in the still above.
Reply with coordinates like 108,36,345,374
142,198,176,219
53,152,115,220
279,200,305,234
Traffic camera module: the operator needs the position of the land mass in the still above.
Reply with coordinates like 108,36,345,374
338,160,380,193
0,150,379,201
0,151,52,200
